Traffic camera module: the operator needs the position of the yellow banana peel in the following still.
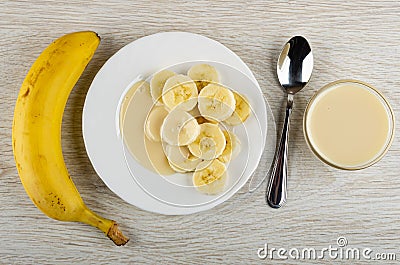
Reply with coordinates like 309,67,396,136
12,31,129,246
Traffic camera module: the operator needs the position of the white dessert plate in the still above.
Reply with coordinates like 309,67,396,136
83,32,272,214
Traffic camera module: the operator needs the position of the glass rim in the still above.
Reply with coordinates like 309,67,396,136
303,79,395,171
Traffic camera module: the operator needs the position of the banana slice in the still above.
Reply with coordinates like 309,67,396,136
160,108,200,146
193,159,227,195
145,106,169,142
188,123,226,160
218,130,241,163
164,144,202,172
168,161,187,173
224,92,251,125
162,74,198,111
150,70,176,105
198,84,236,122
187,63,220,91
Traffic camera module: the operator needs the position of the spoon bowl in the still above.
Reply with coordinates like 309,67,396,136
277,36,313,94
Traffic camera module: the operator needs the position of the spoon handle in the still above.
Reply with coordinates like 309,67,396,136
266,94,293,208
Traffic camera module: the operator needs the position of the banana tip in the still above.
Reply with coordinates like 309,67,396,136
107,222,129,246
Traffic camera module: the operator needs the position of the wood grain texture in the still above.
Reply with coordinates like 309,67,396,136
1,0,400,264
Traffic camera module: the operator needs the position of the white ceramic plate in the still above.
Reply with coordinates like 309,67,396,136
83,32,271,214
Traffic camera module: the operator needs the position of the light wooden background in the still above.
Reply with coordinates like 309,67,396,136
1,1,400,264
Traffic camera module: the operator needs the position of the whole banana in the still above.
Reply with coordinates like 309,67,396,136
12,31,128,246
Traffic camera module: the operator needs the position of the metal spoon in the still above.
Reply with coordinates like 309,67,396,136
266,36,313,208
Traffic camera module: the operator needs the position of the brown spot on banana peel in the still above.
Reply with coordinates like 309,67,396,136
23,48,61,97
21,87,30,98
23,65,46,98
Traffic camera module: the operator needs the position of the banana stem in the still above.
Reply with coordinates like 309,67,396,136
81,208,129,246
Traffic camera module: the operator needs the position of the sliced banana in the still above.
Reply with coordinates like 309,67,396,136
162,74,198,111
218,130,241,163
168,160,187,173
150,70,176,105
187,63,220,91
164,144,202,172
188,123,226,160
224,92,251,125
145,106,169,142
193,159,227,195
198,84,236,122
160,108,200,146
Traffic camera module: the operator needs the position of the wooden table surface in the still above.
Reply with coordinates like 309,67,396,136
1,1,400,264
